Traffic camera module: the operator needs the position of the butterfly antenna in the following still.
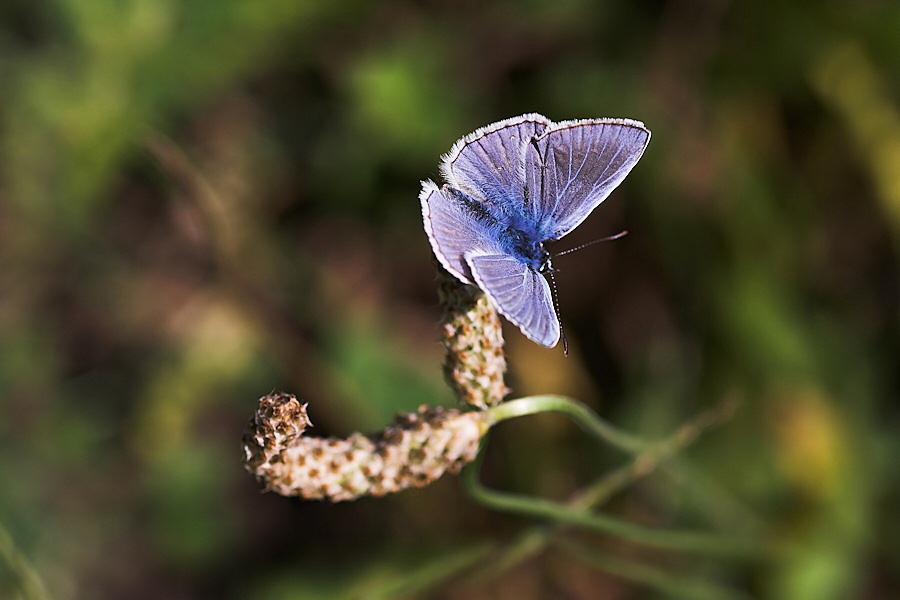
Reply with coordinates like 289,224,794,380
547,266,568,355
555,230,628,257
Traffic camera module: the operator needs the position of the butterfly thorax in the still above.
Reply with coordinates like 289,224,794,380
448,186,551,271
499,211,551,272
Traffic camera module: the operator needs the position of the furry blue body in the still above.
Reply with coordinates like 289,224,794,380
450,186,552,273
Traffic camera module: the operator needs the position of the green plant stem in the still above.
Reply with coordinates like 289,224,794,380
485,395,647,453
466,396,761,560
464,454,756,557
472,455,688,578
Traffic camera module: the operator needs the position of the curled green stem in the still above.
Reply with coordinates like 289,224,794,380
485,394,647,453
466,397,760,559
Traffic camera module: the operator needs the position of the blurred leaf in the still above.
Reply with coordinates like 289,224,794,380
326,317,454,428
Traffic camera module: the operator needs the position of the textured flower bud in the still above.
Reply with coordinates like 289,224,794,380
243,392,491,502
436,265,510,409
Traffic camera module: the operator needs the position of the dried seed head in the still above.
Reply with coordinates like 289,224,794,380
436,265,510,409
243,392,491,502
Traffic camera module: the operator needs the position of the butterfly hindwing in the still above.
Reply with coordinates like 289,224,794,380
524,118,650,238
465,252,560,347
420,179,503,284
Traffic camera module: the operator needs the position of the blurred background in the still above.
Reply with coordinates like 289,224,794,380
1,0,898,598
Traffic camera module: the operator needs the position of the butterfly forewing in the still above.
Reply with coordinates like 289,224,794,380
524,119,650,238
465,252,560,347
441,114,551,207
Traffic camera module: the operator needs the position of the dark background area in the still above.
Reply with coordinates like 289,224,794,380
1,0,899,598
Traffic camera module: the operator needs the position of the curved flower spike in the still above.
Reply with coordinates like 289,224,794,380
243,392,491,502
436,265,510,409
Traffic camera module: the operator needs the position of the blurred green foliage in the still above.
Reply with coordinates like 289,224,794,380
1,0,899,598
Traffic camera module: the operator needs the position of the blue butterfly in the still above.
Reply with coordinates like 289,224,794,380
420,113,650,347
